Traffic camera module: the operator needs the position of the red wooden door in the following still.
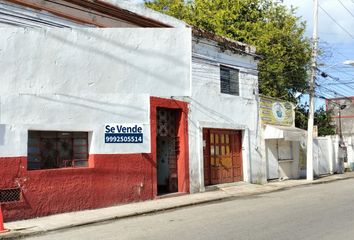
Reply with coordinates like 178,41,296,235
203,129,243,185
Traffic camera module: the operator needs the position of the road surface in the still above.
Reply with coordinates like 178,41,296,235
27,179,354,240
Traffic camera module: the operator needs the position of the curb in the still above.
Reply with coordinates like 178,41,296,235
1,174,353,239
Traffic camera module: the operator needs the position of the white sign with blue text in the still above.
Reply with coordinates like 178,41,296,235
105,124,144,143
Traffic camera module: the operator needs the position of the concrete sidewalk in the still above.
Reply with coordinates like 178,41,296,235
1,172,354,239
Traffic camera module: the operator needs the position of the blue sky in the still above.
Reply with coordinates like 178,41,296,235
283,0,354,108
133,0,354,106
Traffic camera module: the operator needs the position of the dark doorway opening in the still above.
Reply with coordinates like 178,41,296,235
156,108,180,195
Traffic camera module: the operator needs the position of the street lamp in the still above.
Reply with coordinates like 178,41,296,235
343,60,354,66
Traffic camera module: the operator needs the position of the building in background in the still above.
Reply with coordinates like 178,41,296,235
327,97,354,171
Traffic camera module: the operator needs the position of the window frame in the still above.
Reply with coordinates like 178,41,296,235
277,140,293,161
27,131,89,170
220,65,240,96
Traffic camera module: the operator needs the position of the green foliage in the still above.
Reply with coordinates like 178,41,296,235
295,104,308,130
314,107,336,136
145,0,312,102
295,105,335,136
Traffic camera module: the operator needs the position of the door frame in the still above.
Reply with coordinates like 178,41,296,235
203,128,243,186
150,97,190,197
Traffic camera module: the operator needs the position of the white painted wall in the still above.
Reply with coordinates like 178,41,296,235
187,38,262,192
313,137,332,175
0,28,191,157
312,135,348,175
1,28,191,96
265,139,279,179
345,135,354,169
264,139,300,180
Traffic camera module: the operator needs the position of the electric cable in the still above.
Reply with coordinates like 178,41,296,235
319,3,354,39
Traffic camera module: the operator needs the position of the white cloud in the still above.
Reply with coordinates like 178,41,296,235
283,0,354,44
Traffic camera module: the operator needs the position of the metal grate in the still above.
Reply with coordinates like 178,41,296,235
0,188,21,203
157,108,177,137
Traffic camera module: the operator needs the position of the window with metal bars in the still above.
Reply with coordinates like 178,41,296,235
27,131,89,170
0,188,21,203
220,65,240,96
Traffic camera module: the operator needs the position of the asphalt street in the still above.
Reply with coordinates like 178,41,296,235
26,179,354,240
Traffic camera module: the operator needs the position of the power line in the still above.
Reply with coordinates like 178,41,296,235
338,0,354,19
319,4,354,39
317,76,354,96
317,68,354,92
325,66,354,79
317,84,351,99
317,83,353,99
325,81,354,85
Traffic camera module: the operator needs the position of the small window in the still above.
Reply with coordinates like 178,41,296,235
27,131,89,170
278,140,293,161
220,65,240,96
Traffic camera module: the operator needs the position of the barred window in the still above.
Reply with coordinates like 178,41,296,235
27,131,88,170
220,65,240,96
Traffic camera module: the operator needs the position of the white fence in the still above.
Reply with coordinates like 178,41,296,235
313,135,341,176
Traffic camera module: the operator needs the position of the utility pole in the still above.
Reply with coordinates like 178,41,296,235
306,0,318,181
338,104,347,173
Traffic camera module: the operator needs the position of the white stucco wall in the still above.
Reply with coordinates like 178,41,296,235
344,135,354,168
0,28,191,157
187,38,262,192
313,137,333,175
1,28,191,95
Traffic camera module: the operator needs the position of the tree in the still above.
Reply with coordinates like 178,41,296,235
314,107,336,136
145,0,312,102
295,105,335,136
295,104,308,130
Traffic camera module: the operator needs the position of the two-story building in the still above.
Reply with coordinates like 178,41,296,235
187,29,262,192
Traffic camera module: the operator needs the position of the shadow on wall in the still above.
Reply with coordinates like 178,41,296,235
20,93,146,120
0,124,5,145
40,28,189,88
75,29,187,68
188,97,244,124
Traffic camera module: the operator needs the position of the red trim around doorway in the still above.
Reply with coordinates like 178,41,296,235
150,97,190,196
0,97,190,222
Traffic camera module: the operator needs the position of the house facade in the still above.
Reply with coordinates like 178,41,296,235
0,0,192,221
188,30,263,191
0,0,263,221
259,96,306,180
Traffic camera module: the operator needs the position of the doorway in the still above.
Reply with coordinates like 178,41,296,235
203,129,243,185
266,139,279,179
156,108,179,195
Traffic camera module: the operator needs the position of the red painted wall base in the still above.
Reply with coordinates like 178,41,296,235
0,97,190,222
0,154,154,221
